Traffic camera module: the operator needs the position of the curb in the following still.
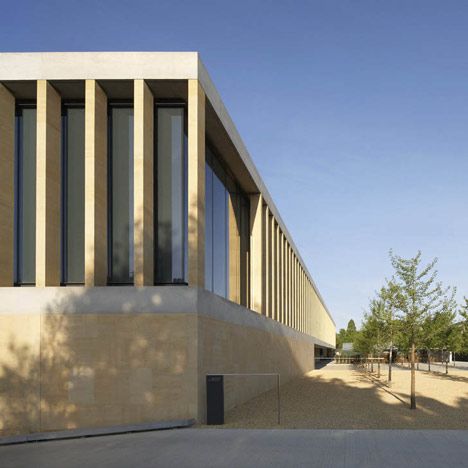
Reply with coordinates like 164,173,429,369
0,419,195,446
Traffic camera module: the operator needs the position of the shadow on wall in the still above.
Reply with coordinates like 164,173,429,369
0,285,198,437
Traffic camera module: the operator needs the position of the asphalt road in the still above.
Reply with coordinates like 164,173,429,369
1,428,467,468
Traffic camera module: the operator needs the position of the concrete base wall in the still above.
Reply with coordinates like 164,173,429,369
0,287,333,436
0,312,198,436
198,315,315,419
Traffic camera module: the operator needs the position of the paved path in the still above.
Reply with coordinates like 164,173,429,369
1,428,467,467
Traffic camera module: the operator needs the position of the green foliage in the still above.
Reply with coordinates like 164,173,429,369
355,286,396,356
336,319,359,349
347,319,357,334
434,292,461,351
388,250,448,348
457,297,468,353
348,252,466,365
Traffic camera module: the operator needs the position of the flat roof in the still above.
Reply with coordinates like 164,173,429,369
0,51,334,325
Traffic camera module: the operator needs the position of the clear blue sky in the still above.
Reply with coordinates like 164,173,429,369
2,0,468,329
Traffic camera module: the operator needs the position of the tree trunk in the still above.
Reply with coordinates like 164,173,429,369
428,350,431,372
445,351,448,374
378,358,381,378
371,355,374,373
388,343,392,382
410,343,416,410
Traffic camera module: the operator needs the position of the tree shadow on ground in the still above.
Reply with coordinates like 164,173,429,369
224,367,468,429
419,370,468,384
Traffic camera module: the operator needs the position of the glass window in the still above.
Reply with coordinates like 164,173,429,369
212,171,228,297
239,194,250,306
155,107,187,283
204,163,213,290
108,105,134,284
62,106,85,284
205,146,229,298
14,106,37,285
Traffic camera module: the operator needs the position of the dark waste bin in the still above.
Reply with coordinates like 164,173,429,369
206,375,224,425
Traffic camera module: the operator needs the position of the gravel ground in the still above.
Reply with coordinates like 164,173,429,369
222,363,468,429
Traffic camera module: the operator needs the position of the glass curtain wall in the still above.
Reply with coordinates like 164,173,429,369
14,105,37,285
155,106,187,284
61,105,85,284
205,146,250,304
205,147,229,298
108,105,134,284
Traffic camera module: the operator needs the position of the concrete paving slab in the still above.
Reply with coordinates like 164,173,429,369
0,428,467,468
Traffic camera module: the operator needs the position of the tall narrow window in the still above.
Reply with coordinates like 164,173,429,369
14,105,37,285
108,105,134,284
62,105,85,284
239,194,250,306
205,163,213,290
155,106,187,284
212,170,228,297
205,147,229,298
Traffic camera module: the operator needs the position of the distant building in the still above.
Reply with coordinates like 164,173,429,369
343,343,353,352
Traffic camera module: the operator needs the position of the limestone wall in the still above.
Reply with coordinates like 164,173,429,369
0,286,331,435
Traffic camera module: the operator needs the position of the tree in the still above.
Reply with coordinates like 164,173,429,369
460,298,468,357
353,315,375,370
421,290,460,373
421,312,439,372
347,319,357,336
336,319,359,350
376,283,399,382
433,292,462,374
354,310,385,374
336,328,347,349
366,296,391,377
388,251,447,410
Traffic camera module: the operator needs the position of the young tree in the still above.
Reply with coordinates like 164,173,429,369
433,291,461,374
459,298,468,358
367,294,395,378
388,251,447,410
354,315,375,371
377,283,399,382
421,290,460,373
421,314,438,371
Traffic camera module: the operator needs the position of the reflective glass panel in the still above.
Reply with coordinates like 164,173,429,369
204,163,213,290
15,107,36,284
62,107,85,283
204,147,229,298
156,107,186,283
109,106,134,283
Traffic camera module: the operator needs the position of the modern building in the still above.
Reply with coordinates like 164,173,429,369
0,52,335,436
